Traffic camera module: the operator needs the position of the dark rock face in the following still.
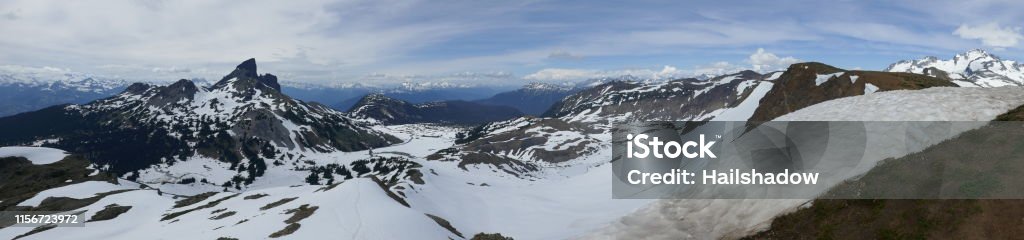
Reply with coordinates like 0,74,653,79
749,62,957,122
124,83,152,95
224,58,258,80
258,73,281,91
214,58,281,91
348,93,524,125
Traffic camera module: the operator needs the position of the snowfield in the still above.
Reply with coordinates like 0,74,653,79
0,124,651,240
776,86,1024,121
0,146,68,165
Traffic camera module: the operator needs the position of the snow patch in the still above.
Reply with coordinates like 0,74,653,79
18,181,130,207
864,83,879,94
776,86,1024,121
0,146,68,165
814,72,844,86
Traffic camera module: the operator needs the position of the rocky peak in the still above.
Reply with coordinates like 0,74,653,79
148,79,200,106
123,82,153,95
231,58,258,79
212,58,282,92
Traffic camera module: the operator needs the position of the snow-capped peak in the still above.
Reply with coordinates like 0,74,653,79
885,49,1024,87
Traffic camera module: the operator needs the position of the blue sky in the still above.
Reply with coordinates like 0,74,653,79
1,0,1023,86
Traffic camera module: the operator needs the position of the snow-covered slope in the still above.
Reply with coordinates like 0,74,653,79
886,49,1024,87
0,123,652,240
0,146,68,165
775,87,1024,121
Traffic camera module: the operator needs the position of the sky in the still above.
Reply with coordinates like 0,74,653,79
1,0,1023,87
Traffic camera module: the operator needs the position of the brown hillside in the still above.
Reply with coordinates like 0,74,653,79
749,62,957,122
743,105,1024,239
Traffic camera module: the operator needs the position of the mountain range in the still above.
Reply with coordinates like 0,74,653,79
0,59,400,188
2,50,1024,239
0,67,127,117
886,49,1024,87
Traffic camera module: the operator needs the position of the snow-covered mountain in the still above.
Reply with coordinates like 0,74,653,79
0,59,400,188
544,70,777,123
885,49,1024,87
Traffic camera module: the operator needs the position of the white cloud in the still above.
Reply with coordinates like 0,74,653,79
954,23,1023,48
0,0,511,81
693,61,745,76
748,48,800,72
547,51,585,60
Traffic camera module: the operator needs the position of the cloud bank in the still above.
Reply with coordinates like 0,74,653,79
954,23,1023,48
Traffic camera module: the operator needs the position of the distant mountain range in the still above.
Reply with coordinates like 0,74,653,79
0,66,128,117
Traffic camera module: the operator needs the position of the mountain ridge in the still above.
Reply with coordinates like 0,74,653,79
886,49,1024,87
347,93,524,125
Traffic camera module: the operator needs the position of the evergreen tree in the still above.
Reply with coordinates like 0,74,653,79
305,172,321,185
